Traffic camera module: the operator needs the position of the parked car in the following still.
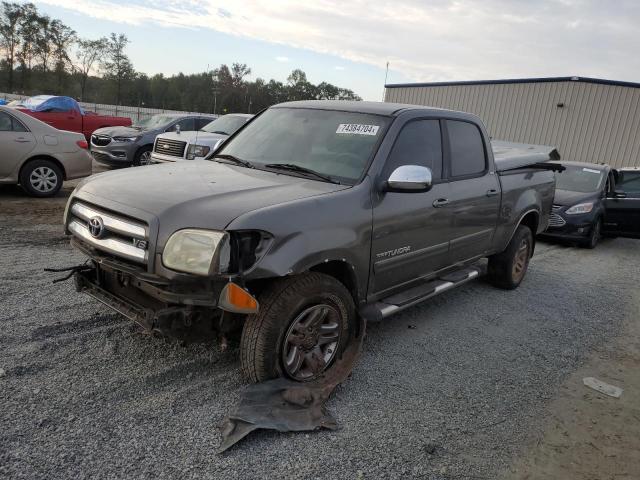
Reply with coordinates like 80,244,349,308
63,100,558,383
150,113,253,163
542,161,640,247
0,105,92,197
90,113,217,167
13,95,131,141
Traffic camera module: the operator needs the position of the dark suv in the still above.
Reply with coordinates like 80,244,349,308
543,162,640,247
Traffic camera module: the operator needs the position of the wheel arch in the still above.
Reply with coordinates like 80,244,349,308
309,259,360,304
19,155,67,180
511,209,539,256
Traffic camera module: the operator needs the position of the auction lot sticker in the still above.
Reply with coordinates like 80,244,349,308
336,124,380,135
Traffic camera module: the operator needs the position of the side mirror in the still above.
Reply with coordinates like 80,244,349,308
386,165,433,192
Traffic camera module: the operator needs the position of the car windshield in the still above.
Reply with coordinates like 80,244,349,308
214,108,390,184
133,115,176,129
201,115,248,135
555,165,604,193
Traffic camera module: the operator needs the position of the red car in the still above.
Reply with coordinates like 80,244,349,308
15,95,132,141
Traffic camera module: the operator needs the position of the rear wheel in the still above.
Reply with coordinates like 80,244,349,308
19,159,63,197
132,146,152,166
240,272,355,383
488,225,533,290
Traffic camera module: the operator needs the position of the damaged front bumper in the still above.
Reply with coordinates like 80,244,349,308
72,257,247,340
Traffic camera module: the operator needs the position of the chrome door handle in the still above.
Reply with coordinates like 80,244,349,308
486,189,499,197
432,198,450,208
14,138,31,143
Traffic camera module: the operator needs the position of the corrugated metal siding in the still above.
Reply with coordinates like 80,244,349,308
385,81,640,168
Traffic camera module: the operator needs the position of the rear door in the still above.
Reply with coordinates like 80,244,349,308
0,112,37,178
604,169,640,238
370,119,453,297
444,120,500,262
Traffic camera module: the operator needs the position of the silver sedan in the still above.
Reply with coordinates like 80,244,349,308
0,105,92,197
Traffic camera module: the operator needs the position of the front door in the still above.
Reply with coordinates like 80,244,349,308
604,169,640,238
371,119,452,297
444,120,500,262
0,112,36,178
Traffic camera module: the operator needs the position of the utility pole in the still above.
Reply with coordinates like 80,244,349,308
382,61,389,101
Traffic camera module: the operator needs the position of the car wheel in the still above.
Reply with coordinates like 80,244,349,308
133,146,153,166
19,159,63,197
487,225,533,290
240,272,355,383
583,217,601,249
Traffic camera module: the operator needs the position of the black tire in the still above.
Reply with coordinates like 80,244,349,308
582,217,601,249
240,272,355,383
19,159,63,197
487,225,533,290
132,146,153,166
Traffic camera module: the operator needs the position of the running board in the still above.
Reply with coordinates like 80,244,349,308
360,265,485,322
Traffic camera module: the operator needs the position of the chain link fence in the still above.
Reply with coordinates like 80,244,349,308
0,92,209,122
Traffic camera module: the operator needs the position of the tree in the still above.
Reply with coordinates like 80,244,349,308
50,19,75,92
34,13,52,74
101,33,134,104
16,3,39,90
0,1,23,91
75,37,107,100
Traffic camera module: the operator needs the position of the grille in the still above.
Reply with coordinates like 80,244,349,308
67,202,149,264
92,151,113,163
154,138,186,157
548,213,566,227
91,134,111,147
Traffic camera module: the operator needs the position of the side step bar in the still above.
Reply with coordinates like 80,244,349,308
360,265,485,322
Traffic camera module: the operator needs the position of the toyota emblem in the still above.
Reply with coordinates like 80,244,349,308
88,216,105,239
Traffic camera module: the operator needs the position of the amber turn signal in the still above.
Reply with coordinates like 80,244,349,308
218,282,259,314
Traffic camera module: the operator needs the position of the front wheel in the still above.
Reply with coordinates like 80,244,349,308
487,225,533,290
132,146,153,166
240,273,355,383
582,217,601,249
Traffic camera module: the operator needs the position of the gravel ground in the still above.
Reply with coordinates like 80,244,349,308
0,181,637,479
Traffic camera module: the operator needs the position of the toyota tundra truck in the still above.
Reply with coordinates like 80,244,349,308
63,101,559,383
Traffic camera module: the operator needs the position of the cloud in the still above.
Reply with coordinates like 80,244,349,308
36,0,640,83
275,56,290,62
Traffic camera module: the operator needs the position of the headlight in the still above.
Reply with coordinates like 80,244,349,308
113,136,138,143
186,144,211,159
162,229,230,276
565,202,594,215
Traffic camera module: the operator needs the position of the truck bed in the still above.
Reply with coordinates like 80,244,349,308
492,141,561,172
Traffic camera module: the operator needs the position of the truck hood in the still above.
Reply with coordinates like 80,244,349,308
553,189,599,207
92,125,147,137
160,130,227,144
73,161,350,236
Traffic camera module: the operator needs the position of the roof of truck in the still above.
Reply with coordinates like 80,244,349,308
273,100,449,116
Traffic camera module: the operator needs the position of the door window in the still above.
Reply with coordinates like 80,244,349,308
617,171,640,194
386,120,442,179
175,118,196,131
0,112,13,131
447,120,486,178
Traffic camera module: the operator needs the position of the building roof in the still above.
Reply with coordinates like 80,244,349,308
385,76,640,90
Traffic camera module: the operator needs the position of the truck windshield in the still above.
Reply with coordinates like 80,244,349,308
201,115,248,135
555,165,604,193
215,108,389,184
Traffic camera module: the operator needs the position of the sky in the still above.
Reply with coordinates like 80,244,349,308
28,0,640,101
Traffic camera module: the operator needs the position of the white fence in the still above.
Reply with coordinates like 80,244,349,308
0,92,210,122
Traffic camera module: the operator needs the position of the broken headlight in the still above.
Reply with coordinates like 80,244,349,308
162,229,230,276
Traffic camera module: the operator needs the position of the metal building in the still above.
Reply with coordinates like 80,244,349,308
384,76,640,168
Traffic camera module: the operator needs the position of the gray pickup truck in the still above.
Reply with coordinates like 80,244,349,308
63,101,559,383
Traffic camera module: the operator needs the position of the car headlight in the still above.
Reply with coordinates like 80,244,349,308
113,136,138,143
162,229,230,276
186,144,211,159
565,202,594,215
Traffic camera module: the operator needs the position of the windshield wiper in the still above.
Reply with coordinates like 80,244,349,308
211,130,229,135
213,154,254,169
264,163,340,184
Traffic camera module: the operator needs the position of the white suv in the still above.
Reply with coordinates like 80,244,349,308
150,113,253,163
